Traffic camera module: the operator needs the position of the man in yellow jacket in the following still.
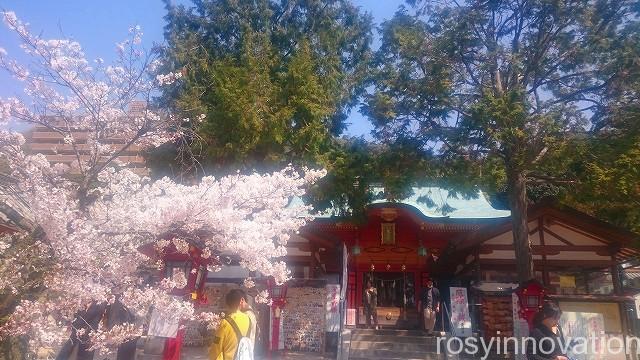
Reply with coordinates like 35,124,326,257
210,289,251,360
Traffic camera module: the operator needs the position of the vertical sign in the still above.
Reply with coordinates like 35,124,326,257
341,244,348,300
449,287,472,337
512,293,529,360
278,309,285,350
326,284,341,331
269,309,273,349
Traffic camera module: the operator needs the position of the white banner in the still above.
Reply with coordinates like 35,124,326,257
326,284,341,331
279,311,285,350
512,293,529,360
147,307,180,338
341,244,348,301
449,287,472,337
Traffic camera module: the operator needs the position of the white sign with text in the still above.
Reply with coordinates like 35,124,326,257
450,287,472,337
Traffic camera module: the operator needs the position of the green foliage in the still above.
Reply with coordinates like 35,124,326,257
154,0,640,234
0,335,28,360
306,136,434,220
157,0,373,175
310,138,377,220
364,0,640,281
365,0,639,213
561,10,640,232
571,136,640,233
567,103,640,232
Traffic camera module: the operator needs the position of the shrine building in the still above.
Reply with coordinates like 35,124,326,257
177,187,640,357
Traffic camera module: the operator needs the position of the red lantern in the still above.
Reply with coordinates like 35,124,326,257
514,280,547,329
267,278,288,307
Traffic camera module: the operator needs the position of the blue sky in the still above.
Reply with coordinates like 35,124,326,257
0,0,405,136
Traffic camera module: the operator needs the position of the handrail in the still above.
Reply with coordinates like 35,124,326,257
441,301,456,335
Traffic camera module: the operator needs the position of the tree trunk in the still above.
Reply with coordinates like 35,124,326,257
507,169,534,283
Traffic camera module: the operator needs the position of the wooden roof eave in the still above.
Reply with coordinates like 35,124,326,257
298,229,340,249
438,203,640,268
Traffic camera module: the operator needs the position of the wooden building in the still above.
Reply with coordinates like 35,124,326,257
264,187,640,353
22,102,150,176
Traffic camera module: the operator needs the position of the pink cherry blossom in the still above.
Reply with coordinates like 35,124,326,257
255,290,273,306
196,311,224,330
0,11,324,356
243,278,256,289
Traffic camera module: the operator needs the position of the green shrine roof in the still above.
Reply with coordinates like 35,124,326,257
290,186,511,220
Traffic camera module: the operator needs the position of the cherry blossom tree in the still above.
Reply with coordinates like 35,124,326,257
0,11,323,356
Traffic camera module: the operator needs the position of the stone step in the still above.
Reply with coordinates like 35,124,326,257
461,353,513,360
351,334,440,344
352,329,427,337
349,348,446,360
350,339,439,352
347,328,452,359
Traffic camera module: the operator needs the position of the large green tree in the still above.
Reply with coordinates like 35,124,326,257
566,20,640,233
157,0,372,177
365,0,639,282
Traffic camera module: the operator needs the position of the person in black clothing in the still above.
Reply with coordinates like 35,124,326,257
55,302,107,360
419,278,441,335
363,280,379,329
527,301,570,360
105,299,137,360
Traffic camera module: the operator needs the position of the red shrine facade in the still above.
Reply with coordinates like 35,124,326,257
283,190,640,337
294,201,503,328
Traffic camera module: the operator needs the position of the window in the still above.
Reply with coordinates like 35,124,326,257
535,271,544,283
526,295,540,307
549,271,587,295
164,261,191,285
548,270,613,295
588,271,614,295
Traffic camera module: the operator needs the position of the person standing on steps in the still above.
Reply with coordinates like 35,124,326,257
419,278,440,335
363,280,379,330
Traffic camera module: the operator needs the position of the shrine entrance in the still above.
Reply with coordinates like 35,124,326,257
359,272,419,329
337,204,451,330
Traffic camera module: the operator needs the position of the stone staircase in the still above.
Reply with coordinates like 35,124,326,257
348,329,445,360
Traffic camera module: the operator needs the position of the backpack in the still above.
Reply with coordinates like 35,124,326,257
226,316,254,360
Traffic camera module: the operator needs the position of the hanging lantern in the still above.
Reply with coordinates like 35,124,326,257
418,246,428,257
386,264,391,271
267,278,288,308
352,231,361,256
401,264,406,272
370,264,375,272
